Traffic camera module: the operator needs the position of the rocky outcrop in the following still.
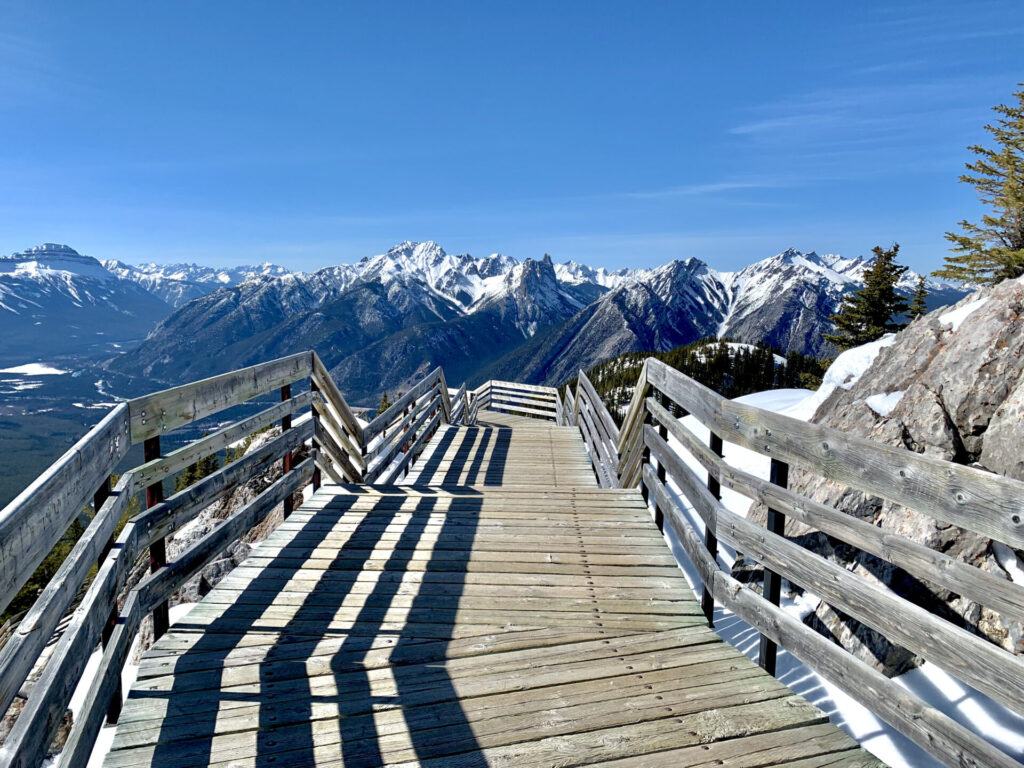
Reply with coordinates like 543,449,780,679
738,275,1024,676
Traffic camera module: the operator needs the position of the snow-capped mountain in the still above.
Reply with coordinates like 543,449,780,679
102,259,293,307
0,244,171,361
481,249,968,385
4,240,967,403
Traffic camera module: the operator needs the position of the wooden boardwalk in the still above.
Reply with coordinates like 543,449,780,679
106,411,882,768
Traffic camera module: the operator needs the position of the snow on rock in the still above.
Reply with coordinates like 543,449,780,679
785,334,897,421
863,390,905,417
939,296,989,332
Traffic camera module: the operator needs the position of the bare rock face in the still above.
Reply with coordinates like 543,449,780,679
737,276,1024,676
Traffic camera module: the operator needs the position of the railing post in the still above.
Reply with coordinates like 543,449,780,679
654,391,668,532
281,384,294,518
144,436,170,642
93,475,123,723
640,395,653,512
703,431,723,628
309,379,322,491
758,457,790,675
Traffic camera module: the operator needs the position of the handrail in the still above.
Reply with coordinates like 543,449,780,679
0,404,130,617
618,357,1024,768
574,370,620,488
0,351,459,768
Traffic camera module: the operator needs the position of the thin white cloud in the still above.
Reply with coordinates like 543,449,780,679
621,179,795,199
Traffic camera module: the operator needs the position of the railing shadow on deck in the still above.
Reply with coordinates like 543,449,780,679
0,351,485,768
141,427,511,767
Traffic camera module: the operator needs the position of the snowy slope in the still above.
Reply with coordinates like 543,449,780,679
0,244,171,360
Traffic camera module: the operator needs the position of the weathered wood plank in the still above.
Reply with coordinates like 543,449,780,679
132,392,313,489
647,358,1024,549
646,466,1023,768
363,368,442,445
310,351,363,444
647,396,1024,623
127,351,311,443
0,471,136,720
0,403,130,616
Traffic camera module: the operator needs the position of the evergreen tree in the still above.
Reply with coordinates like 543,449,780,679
823,244,909,351
378,390,392,415
175,441,221,492
909,275,929,318
934,84,1024,284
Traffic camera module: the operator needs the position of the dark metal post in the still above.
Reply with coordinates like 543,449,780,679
144,436,169,642
703,431,724,627
653,392,668,533
640,397,653,510
309,380,321,491
281,385,294,518
93,474,123,723
758,457,790,675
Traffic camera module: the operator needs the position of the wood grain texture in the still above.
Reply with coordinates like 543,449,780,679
128,352,311,443
646,396,1024,623
645,466,1020,768
103,408,875,768
646,358,1024,549
0,402,130,616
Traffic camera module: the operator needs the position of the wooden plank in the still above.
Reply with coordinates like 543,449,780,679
646,424,1024,714
364,388,441,481
313,419,361,482
578,369,620,443
647,396,1024,623
136,460,314,612
486,380,559,396
130,422,312,549
60,592,144,768
647,358,1024,549
310,351,363,444
363,368,442,445
133,391,313,489
646,467,1024,768
127,351,311,443
98,403,879,768
0,471,135,721
0,402,130,617
311,396,365,471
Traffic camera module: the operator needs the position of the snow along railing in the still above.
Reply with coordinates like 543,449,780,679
611,357,1024,768
0,351,472,768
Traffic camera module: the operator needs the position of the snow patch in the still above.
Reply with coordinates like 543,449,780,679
992,542,1024,585
940,297,989,332
0,363,68,375
789,334,896,421
864,390,905,417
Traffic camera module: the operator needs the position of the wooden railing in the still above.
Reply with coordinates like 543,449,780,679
602,358,1024,768
0,351,471,768
473,380,560,422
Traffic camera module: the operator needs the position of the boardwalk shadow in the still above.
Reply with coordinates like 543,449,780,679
139,425,506,767
411,422,513,486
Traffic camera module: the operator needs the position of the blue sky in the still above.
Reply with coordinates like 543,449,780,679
0,1,1020,273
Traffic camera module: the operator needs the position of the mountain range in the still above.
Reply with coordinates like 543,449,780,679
0,241,969,402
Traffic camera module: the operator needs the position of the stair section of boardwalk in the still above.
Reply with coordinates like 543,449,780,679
107,410,882,767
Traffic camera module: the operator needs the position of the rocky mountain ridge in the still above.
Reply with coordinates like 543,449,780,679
0,244,171,361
